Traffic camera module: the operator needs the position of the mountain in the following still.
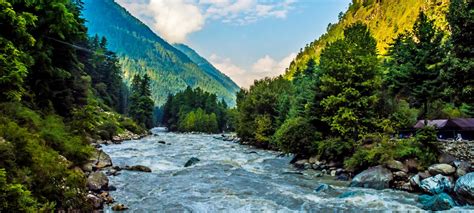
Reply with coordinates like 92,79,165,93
286,0,450,78
81,0,239,106
173,44,240,96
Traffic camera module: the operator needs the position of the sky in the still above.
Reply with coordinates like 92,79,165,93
115,0,351,88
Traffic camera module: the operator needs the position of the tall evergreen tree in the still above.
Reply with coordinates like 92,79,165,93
385,12,446,119
129,74,154,128
317,22,382,140
444,0,474,116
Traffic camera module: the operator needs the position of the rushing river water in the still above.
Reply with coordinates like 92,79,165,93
101,128,466,212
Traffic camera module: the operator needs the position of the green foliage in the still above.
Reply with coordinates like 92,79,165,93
235,77,293,147
0,0,145,210
0,103,90,210
316,137,354,161
273,117,320,156
345,133,437,172
390,100,419,129
179,108,219,133
82,0,238,106
317,22,382,140
0,1,35,102
442,0,474,114
129,74,154,128
0,169,45,212
286,0,449,78
163,87,230,133
385,12,446,118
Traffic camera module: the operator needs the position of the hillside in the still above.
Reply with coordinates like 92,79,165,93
173,44,240,96
286,0,450,78
82,0,238,106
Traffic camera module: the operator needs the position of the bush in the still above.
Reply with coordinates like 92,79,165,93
273,117,320,156
120,117,144,134
0,103,92,210
0,169,44,212
345,132,438,172
316,137,355,161
97,121,118,140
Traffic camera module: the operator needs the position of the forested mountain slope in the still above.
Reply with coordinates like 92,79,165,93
82,0,238,105
173,44,240,97
286,0,450,78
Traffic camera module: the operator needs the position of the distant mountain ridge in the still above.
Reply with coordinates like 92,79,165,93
286,0,450,78
82,0,239,106
173,44,240,96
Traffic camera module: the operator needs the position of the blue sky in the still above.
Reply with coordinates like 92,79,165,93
116,0,351,87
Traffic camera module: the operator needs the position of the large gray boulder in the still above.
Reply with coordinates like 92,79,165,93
454,161,471,178
420,174,453,194
428,164,455,176
454,172,474,205
418,193,455,211
349,166,393,190
87,172,109,191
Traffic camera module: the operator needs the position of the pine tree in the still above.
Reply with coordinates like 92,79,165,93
385,12,446,119
316,22,382,140
129,74,154,128
445,0,474,116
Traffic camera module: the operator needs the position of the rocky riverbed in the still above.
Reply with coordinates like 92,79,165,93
92,128,473,212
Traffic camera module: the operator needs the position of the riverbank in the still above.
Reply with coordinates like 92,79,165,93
217,134,474,211
94,129,473,211
81,130,150,211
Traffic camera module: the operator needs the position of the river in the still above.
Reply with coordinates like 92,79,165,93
101,128,465,212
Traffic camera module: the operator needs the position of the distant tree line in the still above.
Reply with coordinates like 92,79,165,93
235,0,473,173
162,86,235,133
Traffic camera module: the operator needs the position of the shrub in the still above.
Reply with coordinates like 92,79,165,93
273,117,320,156
0,169,43,212
120,118,145,134
345,132,438,171
97,121,118,140
316,137,355,161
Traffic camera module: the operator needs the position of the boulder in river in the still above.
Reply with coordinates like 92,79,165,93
349,165,393,190
125,165,152,172
82,149,112,172
454,172,474,205
420,174,453,194
184,157,200,167
293,159,309,169
86,193,103,209
87,171,109,191
454,160,471,178
112,203,129,211
314,183,340,196
428,164,455,176
409,174,421,189
418,193,455,211
158,140,166,144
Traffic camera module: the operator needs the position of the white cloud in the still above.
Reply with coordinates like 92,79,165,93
116,0,297,42
209,53,296,88
116,0,204,43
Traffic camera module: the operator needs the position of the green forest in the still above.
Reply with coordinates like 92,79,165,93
235,0,472,172
81,0,240,106
0,0,153,210
162,87,236,133
287,0,450,78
